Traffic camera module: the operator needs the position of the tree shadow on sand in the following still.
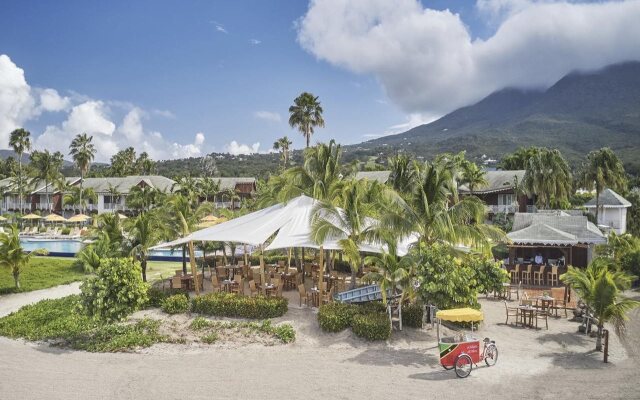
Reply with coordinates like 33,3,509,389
345,347,438,367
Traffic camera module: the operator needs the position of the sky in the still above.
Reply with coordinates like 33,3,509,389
1,0,639,162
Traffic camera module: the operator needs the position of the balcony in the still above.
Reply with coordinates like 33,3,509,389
103,203,125,211
487,204,518,214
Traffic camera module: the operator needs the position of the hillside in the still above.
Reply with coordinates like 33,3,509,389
349,61,640,173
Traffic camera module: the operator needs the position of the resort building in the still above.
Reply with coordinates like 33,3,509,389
0,175,256,215
459,170,535,216
506,211,607,270
583,188,631,234
355,170,391,184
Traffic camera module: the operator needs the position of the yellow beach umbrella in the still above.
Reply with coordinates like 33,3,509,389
22,213,42,220
0,215,7,222
200,215,219,223
68,213,91,223
196,217,227,229
117,213,128,220
44,213,67,223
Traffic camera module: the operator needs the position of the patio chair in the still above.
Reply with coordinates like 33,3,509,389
298,284,310,307
521,264,532,285
231,277,243,295
210,275,221,293
237,260,245,267
533,265,546,286
171,276,183,291
534,310,549,330
321,286,334,305
510,264,520,284
508,281,521,301
216,266,227,279
304,263,312,277
551,287,568,317
278,260,285,268
547,265,559,286
276,281,283,298
249,280,258,297
504,301,519,325
175,270,183,276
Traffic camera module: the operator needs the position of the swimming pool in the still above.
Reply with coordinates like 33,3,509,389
19,238,203,259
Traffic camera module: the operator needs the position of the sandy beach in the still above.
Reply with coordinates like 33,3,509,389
1,290,638,400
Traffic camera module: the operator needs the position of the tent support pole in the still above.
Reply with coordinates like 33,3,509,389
188,240,200,296
319,245,324,300
260,244,266,295
244,244,248,267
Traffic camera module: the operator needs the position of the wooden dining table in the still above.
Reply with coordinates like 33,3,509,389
180,274,194,291
536,296,556,316
518,305,535,328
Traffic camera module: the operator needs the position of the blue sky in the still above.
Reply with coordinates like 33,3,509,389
1,0,637,161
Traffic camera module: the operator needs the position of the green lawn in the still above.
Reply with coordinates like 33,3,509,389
146,260,189,283
0,257,87,295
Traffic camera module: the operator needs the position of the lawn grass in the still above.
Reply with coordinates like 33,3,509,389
146,260,205,283
0,256,87,295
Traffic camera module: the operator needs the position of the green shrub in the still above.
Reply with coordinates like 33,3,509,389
61,227,71,235
402,302,424,328
317,303,359,332
69,318,165,352
358,301,387,315
146,287,169,308
273,323,296,343
466,255,509,295
191,292,287,319
620,250,640,286
162,294,190,314
202,332,218,344
0,295,97,341
352,313,391,341
79,258,149,322
190,316,211,330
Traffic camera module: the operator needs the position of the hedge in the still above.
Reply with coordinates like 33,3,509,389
191,293,287,319
352,313,391,341
162,294,190,314
317,303,359,332
402,302,424,328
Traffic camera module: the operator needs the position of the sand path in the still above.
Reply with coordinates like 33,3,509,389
0,282,81,318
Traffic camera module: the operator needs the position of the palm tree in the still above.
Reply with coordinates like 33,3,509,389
523,148,573,209
583,148,627,223
63,186,97,213
388,154,419,196
461,162,488,194
69,133,96,214
381,161,504,255
128,211,162,282
273,136,293,169
288,92,325,148
126,184,163,212
363,243,415,304
311,179,381,288
0,225,47,288
9,128,31,213
28,150,65,212
135,151,155,175
561,258,640,352
106,183,122,211
198,177,221,203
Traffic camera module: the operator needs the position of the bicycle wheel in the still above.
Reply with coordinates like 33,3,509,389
484,344,498,366
454,354,473,378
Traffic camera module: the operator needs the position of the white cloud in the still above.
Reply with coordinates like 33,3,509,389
0,54,37,145
249,38,262,45
224,140,261,155
363,113,437,139
38,88,70,112
298,0,640,117
215,24,228,34
194,132,205,146
119,107,144,142
254,110,282,122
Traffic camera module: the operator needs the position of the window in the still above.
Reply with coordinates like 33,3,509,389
498,194,515,206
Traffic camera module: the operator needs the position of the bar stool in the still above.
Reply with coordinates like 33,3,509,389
533,265,546,286
547,265,559,286
510,264,521,284
521,264,532,285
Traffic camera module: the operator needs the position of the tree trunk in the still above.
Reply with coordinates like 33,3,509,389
596,323,604,351
79,172,84,214
350,264,357,290
13,269,20,289
306,125,310,148
18,156,23,214
141,258,147,282
202,248,207,276
45,179,49,212
182,244,187,274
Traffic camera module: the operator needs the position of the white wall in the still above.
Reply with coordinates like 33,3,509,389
590,207,627,234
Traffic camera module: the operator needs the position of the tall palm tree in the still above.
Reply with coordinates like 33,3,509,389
273,136,293,169
63,186,97,213
197,177,221,203
28,150,65,212
363,242,415,304
126,184,163,212
388,154,419,196
461,162,488,194
0,225,47,288
69,133,96,214
311,179,381,288
583,148,627,223
9,128,31,213
106,183,122,211
381,161,504,255
523,148,573,209
561,258,640,352
128,211,162,282
288,92,325,148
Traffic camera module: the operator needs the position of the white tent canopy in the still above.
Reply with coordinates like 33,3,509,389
151,194,408,255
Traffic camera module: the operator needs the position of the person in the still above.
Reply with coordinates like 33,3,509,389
558,255,565,267
534,253,543,265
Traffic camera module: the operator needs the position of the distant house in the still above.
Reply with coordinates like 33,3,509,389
583,188,631,234
459,170,534,216
507,211,606,269
355,171,391,184
0,175,257,215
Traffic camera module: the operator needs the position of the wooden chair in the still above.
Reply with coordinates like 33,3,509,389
304,263,312,277
504,301,519,325
216,266,227,280
298,284,310,307
508,281,521,301
231,277,242,295
171,276,183,291
547,265,559,286
551,287,568,317
249,280,258,297
321,287,334,305
278,260,286,268
521,264,532,285
210,275,221,293
534,310,549,330
510,264,520,284
276,282,283,298
237,260,245,267
175,269,183,276
533,265,546,286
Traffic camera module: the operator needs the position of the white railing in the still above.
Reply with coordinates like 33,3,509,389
487,204,518,214
103,203,124,211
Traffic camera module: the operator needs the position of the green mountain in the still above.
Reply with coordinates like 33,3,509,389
348,61,640,173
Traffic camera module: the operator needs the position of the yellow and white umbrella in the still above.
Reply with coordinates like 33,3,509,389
67,213,91,223
21,213,42,220
117,213,128,220
196,217,227,229
0,215,7,222
200,215,219,223
44,213,67,223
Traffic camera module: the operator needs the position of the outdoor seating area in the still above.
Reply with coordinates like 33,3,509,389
502,287,572,330
507,263,565,287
